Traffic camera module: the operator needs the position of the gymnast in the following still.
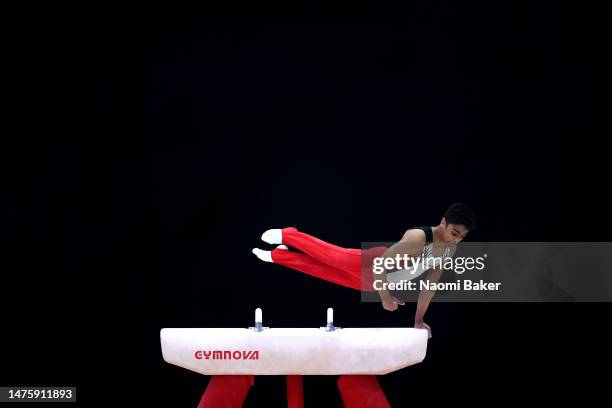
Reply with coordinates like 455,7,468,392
252,203,476,338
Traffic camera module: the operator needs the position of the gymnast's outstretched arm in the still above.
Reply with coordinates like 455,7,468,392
414,245,456,338
375,229,426,312
414,267,443,338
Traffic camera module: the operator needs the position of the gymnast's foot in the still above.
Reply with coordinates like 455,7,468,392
261,228,283,244
252,248,272,262
252,245,288,263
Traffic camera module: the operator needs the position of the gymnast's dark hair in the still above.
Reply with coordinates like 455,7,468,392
444,203,477,231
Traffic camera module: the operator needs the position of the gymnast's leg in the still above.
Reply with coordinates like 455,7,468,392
260,227,362,274
253,245,369,291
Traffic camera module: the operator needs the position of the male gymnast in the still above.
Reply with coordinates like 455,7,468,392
252,203,476,338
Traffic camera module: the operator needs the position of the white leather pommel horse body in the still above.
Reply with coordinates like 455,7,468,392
161,327,427,375
160,309,429,408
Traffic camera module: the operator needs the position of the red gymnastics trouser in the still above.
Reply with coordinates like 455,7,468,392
270,227,388,292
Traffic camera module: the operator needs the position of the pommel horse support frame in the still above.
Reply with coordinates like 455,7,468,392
161,308,428,407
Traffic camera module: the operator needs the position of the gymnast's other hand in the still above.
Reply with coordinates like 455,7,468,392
380,293,405,312
414,320,432,338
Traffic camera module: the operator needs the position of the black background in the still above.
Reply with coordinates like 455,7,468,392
7,1,611,406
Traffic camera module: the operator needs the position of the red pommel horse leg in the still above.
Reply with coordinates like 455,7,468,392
286,375,304,408
197,374,389,408
337,375,391,408
197,375,304,408
197,375,253,408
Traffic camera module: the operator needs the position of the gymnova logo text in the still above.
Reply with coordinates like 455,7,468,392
195,350,260,360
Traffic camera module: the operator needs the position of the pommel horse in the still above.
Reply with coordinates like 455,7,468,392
161,308,428,407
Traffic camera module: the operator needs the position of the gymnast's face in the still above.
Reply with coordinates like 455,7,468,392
440,220,469,245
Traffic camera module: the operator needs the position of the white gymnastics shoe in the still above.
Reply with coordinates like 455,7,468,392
276,245,288,250
261,228,282,244
252,248,273,263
